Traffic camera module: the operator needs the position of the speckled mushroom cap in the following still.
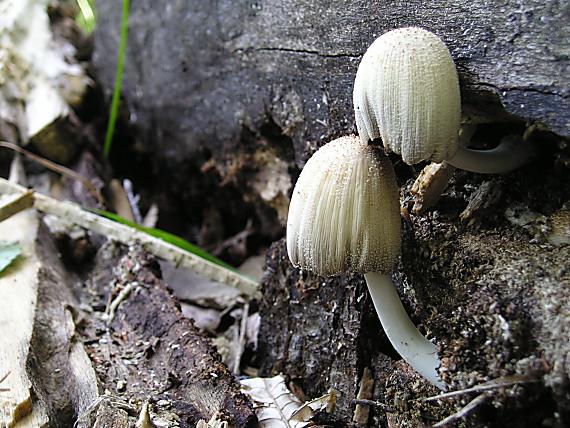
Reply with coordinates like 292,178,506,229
353,27,461,165
286,135,401,276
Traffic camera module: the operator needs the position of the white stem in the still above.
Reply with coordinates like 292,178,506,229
364,272,445,390
448,135,534,174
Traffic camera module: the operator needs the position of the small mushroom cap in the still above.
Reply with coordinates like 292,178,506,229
353,27,461,165
287,135,401,276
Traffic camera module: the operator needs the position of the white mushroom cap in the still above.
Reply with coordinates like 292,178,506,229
353,27,461,165
287,135,401,276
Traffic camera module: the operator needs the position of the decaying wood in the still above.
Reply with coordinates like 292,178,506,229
92,401,129,428
25,223,99,427
0,207,99,427
0,178,259,298
258,238,378,423
459,179,503,222
94,0,569,175
0,191,33,223
410,162,455,214
352,367,374,426
80,245,256,427
0,206,256,426
0,208,49,427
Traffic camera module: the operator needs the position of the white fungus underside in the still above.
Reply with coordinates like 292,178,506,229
353,27,461,165
287,135,401,276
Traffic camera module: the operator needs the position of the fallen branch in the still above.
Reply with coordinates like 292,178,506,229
0,178,259,298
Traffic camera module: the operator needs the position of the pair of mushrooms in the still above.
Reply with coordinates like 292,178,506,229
287,27,534,389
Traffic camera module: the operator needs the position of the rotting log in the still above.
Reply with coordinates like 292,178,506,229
94,0,569,166
259,162,570,426
80,243,256,427
25,223,99,427
92,1,570,269
91,1,570,426
0,204,256,426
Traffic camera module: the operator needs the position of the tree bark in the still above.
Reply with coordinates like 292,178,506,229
91,1,570,426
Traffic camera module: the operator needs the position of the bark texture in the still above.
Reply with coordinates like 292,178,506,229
260,166,570,427
91,1,570,426
80,243,257,427
0,218,256,427
94,0,569,168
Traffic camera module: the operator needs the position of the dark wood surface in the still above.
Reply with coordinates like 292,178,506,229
91,2,570,426
94,0,569,167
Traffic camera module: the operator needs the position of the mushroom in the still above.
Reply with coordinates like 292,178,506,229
287,135,445,389
353,26,533,173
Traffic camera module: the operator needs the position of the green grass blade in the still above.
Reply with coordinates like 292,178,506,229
92,209,237,272
103,0,130,157
75,0,96,34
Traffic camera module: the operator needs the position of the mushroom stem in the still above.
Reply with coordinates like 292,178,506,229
447,135,534,174
364,272,445,390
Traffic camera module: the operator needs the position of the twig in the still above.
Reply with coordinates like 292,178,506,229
422,375,538,402
432,393,488,427
232,302,250,374
353,368,375,425
73,394,108,427
212,219,253,257
0,178,260,298
104,282,137,324
123,179,143,224
0,140,104,205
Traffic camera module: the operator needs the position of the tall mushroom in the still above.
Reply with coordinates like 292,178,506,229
287,135,445,389
353,27,533,173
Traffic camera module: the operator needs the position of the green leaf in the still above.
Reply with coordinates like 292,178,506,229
0,241,21,274
91,209,237,272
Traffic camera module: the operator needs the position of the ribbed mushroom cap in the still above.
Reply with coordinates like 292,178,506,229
286,135,401,276
353,27,461,165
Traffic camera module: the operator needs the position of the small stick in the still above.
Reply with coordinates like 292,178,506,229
432,393,488,427
123,179,143,224
352,367,375,425
0,141,104,206
232,302,250,374
422,375,538,402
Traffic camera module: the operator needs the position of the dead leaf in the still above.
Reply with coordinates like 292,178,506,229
240,375,335,427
